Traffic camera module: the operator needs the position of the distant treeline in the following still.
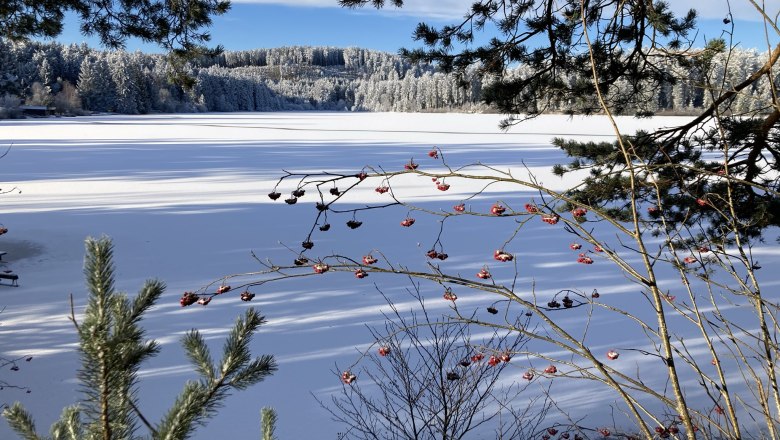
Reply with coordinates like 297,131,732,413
0,40,775,116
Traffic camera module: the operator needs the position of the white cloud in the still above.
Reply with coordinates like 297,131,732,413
233,0,780,22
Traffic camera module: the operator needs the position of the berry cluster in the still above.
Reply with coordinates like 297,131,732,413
240,291,255,301
541,214,560,225
442,289,457,301
490,203,506,215
362,255,377,265
494,250,513,262
216,285,231,294
400,217,415,227
476,268,491,279
341,371,356,384
577,254,593,264
180,292,199,307
378,346,390,357
426,249,448,260
313,262,329,274
453,203,465,212
571,207,588,217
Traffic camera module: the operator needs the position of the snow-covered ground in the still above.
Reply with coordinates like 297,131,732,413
0,112,777,439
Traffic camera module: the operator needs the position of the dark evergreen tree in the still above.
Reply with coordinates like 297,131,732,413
0,0,229,55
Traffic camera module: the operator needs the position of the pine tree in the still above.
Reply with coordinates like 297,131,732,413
2,236,277,440
259,407,277,440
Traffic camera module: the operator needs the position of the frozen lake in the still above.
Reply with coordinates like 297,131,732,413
1,112,776,439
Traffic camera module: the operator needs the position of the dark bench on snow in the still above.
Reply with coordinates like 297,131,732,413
0,272,19,286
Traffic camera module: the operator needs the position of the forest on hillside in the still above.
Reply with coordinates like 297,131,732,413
0,40,776,117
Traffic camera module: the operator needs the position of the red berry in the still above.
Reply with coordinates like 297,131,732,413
647,206,660,214
341,371,357,384
428,149,438,158
500,352,511,362
547,300,561,308
346,220,363,229
493,250,513,262
268,191,281,200
459,359,471,367
354,269,368,279
436,253,449,261
541,214,560,224
522,370,534,380
665,294,676,302
606,349,620,360
711,358,718,365
714,405,724,415
362,255,378,265
329,187,341,196
453,203,465,212
284,197,298,205
356,172,368,180
446,371,460,381
294,257,309,266
291,189,305,197
544,365,557,374
313,262,329,274
490,203,506,215
436,183,450,191
698,245,710,253
240,291,255,301
404,161,418,170
197,297,211,306
524,203,538,213
598,428,610,437
471,353,485,362
547,428,558,435
594,245,604,252
375,186,389,194
570,243,582,250
378,346,390,357
216,285,231,294
319,223,331,231
668,425,679,434
179,292,199,307
302,240,314,249
696,197,708,206
486,306,498,314
577,256,594,264
426,249,439,259
443,289,457,301
562,296,574,308
571,207,588,217
683,256,696,264
476,268,491,279
488,355,500,367
400,218,415,227
591,290,600,298
315,202,327,211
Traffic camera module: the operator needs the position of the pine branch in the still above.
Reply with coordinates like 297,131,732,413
2,402,43,440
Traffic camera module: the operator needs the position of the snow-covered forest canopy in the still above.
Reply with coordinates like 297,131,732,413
0,39,776,115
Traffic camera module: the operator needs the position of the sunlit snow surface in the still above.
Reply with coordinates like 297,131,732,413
1,112,778,439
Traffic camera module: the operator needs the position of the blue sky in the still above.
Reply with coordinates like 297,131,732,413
55,0,780,54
